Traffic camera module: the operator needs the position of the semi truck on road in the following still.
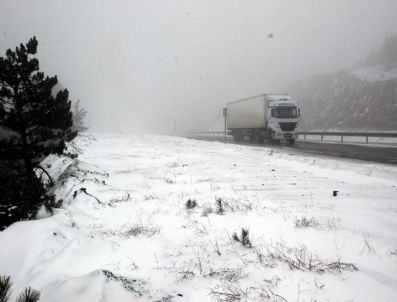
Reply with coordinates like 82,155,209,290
226,94,300,144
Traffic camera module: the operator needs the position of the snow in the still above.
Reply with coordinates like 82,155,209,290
1,134,397,301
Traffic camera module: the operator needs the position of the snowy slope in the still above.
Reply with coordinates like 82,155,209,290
290,68,397,131
1,134,397,302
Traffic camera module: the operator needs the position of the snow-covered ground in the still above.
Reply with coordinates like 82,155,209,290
1,134,397,302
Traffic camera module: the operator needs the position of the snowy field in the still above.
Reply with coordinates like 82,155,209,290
1,134,397,302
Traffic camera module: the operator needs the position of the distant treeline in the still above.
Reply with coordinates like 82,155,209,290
356,34,397,68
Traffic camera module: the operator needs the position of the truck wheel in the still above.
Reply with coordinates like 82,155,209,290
287,139,295,144
254,130,264,143
267,129,277,144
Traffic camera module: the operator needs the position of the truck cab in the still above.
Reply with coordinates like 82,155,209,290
267,96,300,143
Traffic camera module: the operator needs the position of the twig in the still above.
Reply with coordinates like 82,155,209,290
34,165,54,186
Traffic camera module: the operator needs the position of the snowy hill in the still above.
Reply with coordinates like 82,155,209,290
1,134,397,301
290,63,397,131
291,36,397,131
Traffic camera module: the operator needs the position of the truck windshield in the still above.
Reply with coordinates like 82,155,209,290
271,107,298,118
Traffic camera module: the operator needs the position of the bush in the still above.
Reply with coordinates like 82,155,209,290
215,198,224,215
185,199,197,210
264,242,358,274
0,166,53,230
295,216,320,229
232,228,252,248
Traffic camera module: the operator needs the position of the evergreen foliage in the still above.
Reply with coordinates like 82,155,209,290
0,37,77,229
232,228,252,248
0,276,12,302
72,99,88,133
0,276,40,302
377,35,397,66
15,288,40,302
185,198,197,209
359,34,397,67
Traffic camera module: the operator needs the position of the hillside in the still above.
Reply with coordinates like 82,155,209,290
291,68,397,131
291,36,397,132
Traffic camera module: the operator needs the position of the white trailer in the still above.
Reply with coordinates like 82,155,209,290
226,94,300,143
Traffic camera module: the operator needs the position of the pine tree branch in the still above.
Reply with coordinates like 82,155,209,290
0,275,12,302
25,125,41,136
15,287,40,302
34,165,54,187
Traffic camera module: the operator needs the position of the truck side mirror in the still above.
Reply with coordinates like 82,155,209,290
298,108,300,117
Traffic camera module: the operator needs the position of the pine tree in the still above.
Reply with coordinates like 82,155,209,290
0,36,77,229
72,99,88,133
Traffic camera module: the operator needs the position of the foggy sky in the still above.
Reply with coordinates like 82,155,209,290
1,0,397,133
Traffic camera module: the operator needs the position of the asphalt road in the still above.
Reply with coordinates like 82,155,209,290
285,141,397,164
187,136,397,165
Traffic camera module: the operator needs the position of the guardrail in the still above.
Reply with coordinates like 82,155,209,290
179,131,233,141
181,131,397,144
298,131,397,144
181,131,231,137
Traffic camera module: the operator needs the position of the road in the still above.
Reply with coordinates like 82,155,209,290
186,136,397,165
286,141,397,164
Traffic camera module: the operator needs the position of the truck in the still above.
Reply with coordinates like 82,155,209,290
226,94,300,144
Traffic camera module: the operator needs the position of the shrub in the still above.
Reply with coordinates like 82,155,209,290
232,228,252,248
185,199,197,210
215,198,224,215
295,216,320,229
264,242,358,274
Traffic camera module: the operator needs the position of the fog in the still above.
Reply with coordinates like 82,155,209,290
1,0,397,133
